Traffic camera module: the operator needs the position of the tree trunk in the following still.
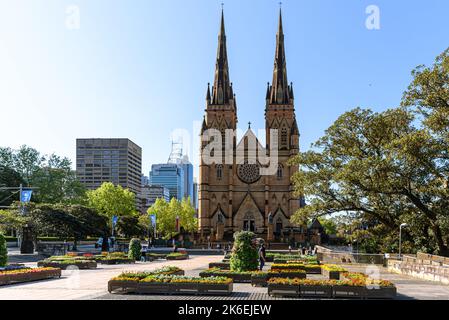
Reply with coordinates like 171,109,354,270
432,224,449,256
73,239,78,251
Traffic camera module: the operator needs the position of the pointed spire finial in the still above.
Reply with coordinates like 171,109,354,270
220,3,226,36
269,6,289,105
211,7,233,106
278,3,284,35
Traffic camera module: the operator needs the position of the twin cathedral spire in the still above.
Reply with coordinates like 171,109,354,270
204,8,298,143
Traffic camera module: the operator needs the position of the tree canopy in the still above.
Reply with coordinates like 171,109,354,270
147,197,197,239
87,182,137,222
290,48,449,256
0,145,86,205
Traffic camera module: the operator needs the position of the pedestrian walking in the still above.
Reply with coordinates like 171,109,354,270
258,244,266,271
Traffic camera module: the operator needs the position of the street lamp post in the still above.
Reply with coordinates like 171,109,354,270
399,223,408,259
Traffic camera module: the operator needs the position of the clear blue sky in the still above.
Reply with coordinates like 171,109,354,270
1,0,448,179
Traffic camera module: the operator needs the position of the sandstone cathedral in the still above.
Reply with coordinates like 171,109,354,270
198,9,311,244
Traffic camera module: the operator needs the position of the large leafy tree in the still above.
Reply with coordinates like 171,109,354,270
290,48,449,256
116,214,146,239
0,166,24,207
31,204,107,250
148,197,197,239
87,182,136,219
0,203,107,250
87,182,137,250
0,146,44,186
30,154,86,204
0,146,86,204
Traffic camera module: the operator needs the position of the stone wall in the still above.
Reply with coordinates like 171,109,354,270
387,253,449,285
315,245,387,265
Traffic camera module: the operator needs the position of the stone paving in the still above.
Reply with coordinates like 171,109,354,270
1,255,449,300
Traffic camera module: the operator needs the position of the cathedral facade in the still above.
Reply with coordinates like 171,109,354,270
198,9,304,243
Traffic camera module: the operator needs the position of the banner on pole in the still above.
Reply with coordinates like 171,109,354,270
150,214,156,227
20,190,33,203
112,216,119,226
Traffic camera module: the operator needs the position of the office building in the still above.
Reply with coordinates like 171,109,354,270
149,163,184,200
76,138,142,196
140,185,170,214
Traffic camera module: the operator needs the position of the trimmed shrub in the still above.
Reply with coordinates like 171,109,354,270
230,231,258,272
128,238,141,261
0,234,8,267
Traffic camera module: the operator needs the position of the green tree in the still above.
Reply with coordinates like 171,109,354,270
117,214,146,239
0,146,86,205
290,105,449,255
87,182,136,250
31,204,108,250
0,209,28,234
0,146,44,186
148,197,197,239
318,217,338,235
30,154,86,204
0,233,7,267
230,231,259,272
0,166,24,207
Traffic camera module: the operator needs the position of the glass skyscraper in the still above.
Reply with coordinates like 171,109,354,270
149,163,184,200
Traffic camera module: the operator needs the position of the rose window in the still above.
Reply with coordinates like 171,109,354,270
237,162,261,184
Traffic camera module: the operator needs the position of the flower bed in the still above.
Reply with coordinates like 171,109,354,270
166,253,189,260
302,265,322,274
146,253,167,261
37,260,97,270
45,255,96,261
99,258,135,265
199,268,253,283
108,266,185,293
321,265,347,280
267,278,302,297
269,269,307,279
109,271,232,296
266,253,318,263
341,273,397,299
0,267,61,286
251,269,307,287
270,263,322,274
298,279,334,298
251,272,269,287
141,275,233,295
273,257,319,264
209,262,230,270
271,263,306,270
96,253,135,265
267,275,397,299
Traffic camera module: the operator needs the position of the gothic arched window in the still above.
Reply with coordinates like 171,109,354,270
216,164,223,180
277,164,283,180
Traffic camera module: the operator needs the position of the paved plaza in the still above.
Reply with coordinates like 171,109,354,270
1,254,449,300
